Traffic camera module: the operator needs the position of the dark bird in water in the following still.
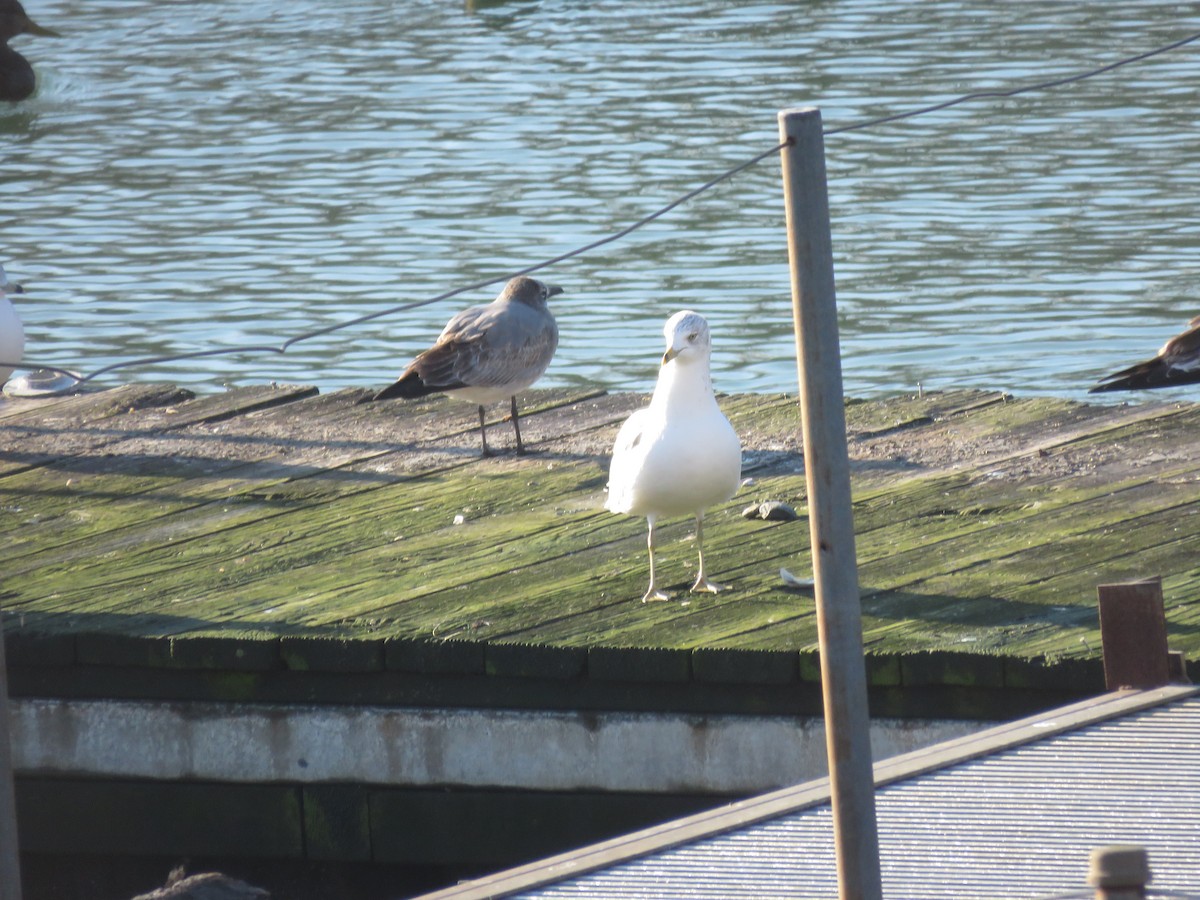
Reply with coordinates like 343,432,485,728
373,275,562,456
0,0,59,102
1090,316,1200,392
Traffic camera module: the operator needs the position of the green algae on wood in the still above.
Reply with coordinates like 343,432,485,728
2,383,1198,709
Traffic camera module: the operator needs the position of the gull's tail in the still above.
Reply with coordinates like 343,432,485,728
373,369,436,401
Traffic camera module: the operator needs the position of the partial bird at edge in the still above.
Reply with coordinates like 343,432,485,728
605,309,742,602
128,865,270,900
371,275,561,457
0,262,26,388
0,0,60,103
1090,316,1200,393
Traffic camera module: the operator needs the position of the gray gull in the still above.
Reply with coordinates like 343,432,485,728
373,275,561,456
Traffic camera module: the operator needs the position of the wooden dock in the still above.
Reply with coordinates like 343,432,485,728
3,382,1197,718
5,382,1200,895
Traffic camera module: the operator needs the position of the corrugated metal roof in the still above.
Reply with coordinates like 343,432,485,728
419,686,1200,900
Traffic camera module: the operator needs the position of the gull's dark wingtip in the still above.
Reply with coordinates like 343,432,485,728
372,370,430,401
1087,363,1200,393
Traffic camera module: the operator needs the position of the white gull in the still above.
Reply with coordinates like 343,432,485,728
606,310,742,602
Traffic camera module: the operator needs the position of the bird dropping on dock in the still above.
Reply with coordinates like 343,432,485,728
1090,316,1200,392
605,310,741,602
0,0,60,103
0,263,25,388
372,275,561,457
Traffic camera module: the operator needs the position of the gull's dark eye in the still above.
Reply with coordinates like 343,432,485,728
688,332,698,342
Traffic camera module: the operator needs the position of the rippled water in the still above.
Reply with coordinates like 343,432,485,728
2,0,1199,399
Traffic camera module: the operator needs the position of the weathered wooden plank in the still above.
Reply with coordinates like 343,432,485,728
0,384,194,476
0,383,318,483
1,462,605,614
0,383,191,424
0,386,611,567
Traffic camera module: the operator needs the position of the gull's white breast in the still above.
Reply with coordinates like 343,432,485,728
606,399,741,518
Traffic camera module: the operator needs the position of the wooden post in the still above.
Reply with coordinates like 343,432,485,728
778,106,882,900
0,616,22,900
1089,845,1151,899
1097,578,1170,690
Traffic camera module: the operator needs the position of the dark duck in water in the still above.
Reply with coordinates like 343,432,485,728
0,0,59,102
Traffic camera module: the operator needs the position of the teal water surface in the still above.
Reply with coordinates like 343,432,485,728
2,0,1199,399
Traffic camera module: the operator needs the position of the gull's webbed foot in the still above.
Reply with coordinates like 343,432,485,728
641,585,673,602
690,575,726,594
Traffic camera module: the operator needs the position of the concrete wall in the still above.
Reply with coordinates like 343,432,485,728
10,698,984,865
12,698,982,794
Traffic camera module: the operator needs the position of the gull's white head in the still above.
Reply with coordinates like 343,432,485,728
661,310,712,366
